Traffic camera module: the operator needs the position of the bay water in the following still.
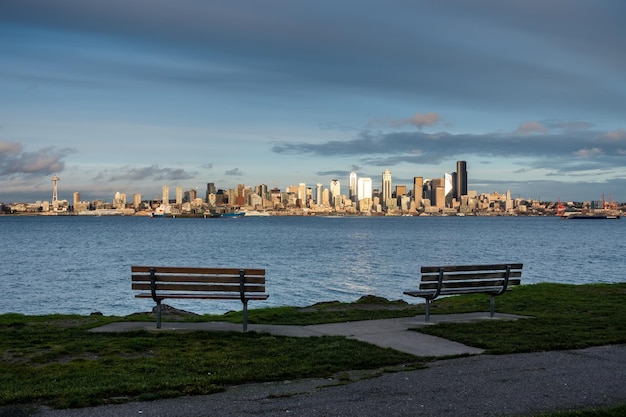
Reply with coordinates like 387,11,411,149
1,215,624,316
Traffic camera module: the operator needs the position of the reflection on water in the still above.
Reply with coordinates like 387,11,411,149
1,215,624,315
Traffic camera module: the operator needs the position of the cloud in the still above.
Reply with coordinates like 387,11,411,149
574,148,603,158
390,112,441,130
606,129,626,140
272,122,626,174
101,165,196,182
515,121,548,135
225,168,243,176
0,142,74,176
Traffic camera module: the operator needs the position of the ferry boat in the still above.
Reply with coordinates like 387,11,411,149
220,211,245,218
557,195,620,220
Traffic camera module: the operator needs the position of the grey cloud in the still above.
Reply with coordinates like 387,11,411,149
317,170,351,178
103,165,195,182
273,124,626,174
0,142,73,176
225,168,243,176
391,112,442,130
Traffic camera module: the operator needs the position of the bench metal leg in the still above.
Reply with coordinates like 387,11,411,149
242,299,248,332
425,299,431,322
490,295,495,318
156,300,162,329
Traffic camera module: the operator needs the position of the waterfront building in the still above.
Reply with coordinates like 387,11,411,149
113,192,126,209
382,169,392,208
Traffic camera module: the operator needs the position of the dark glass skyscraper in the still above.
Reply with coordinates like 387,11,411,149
456,161,467,200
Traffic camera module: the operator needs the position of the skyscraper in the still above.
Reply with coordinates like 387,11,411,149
162,185,169,206
444,172,454,207
206,183,216,202
357,177,373,211
413,177,423,203
330,179,341,206
349,172,357,202
382,169,392,208
316,183,323,205
176,186,183,205
456,160,467,200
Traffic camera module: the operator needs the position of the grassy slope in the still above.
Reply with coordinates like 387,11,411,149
1,283,625,411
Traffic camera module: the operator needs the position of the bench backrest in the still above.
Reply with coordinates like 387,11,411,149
131,266,266,297
420,263,523,294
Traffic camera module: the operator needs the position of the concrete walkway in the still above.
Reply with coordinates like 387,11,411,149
90,312,526,357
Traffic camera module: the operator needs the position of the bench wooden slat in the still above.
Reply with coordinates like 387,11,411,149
405,286,508,296
420,271,522,282
418,278,521,291
131,266,265,276
421,263,523,273
132,275,266,284
135,293,270,300
132,283,266,292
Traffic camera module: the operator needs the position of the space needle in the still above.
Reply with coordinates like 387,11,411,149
51,175,60,210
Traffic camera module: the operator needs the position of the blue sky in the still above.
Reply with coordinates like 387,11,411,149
1,0,626,203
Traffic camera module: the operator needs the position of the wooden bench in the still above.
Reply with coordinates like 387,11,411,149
131,266,269,331
404,263,523,322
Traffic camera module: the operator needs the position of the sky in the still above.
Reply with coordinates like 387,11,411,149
1,0,626,204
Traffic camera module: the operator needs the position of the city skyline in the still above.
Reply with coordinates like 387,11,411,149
2,1,626,203
6,161,617,209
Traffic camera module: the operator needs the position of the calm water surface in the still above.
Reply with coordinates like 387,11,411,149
1,215,625,316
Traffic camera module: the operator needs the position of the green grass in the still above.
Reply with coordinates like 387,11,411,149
1,283,626,412
416,283,626,354
0,313,418,409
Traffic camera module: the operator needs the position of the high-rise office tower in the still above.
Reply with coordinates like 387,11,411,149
413,177,424,202
316,183,323,205
206,183,216,202
330,179,341,205
162,185,169,206
298,183,307,207
357,177,373,211
456,161,467,200
444,172,454,207
133,193,142,209
176,186,183,205
382,169,392,208
349,172,357,202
